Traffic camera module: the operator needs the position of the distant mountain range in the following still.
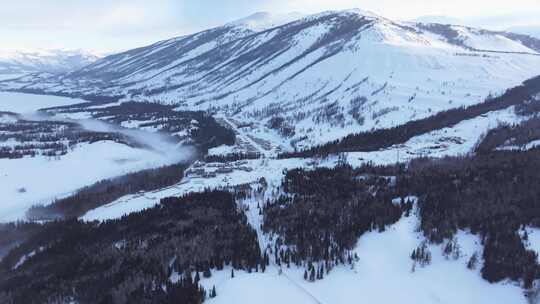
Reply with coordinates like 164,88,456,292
413,14,540,38
0,48,100,80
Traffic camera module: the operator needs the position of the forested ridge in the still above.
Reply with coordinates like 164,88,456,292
279,75,540,158
0,191,262,304
264,149,540,287
476,116,540,153
44,101,236,153
26,163,191,221
0,117,140,159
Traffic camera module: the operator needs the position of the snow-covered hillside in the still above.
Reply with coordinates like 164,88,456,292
0,48,100,80
2,9,540,150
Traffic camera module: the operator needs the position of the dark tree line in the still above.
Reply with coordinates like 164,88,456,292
476,116,540,153
0,118,137,159
204,152,261,163
0,191,262,304
279,75,540,158
26,163,190,220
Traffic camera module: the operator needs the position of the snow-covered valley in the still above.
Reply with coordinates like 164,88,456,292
0,92,194,222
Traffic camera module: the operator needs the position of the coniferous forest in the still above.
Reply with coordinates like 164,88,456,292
268,149,540,287
0,191,261,304
263,165,405,269
2,149,540,302
404,150,540,287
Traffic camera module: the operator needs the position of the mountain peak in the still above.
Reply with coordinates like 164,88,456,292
340,8,381,18
226,11,304,32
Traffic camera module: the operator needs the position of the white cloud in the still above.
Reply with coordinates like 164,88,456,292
97,5,148,29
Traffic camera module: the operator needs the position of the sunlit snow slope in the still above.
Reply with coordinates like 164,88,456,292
3,10,540,149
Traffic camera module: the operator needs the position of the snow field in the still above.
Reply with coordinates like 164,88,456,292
0,91,87,113
0,140,187,222
199,212,526,304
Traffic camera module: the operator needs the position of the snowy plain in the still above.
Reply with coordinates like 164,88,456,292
0,91,86,113
0,140,188,222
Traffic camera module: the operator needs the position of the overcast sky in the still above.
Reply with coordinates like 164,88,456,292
2,0,539,53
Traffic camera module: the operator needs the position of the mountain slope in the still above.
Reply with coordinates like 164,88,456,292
3,9,540,149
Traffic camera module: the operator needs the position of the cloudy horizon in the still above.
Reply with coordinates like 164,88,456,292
1,0,539,53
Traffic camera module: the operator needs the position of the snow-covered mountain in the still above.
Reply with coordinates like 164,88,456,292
0,48,100,80
4,9,540,304
226,11,305,32
3,9,540,149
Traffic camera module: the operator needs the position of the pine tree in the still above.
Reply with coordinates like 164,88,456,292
203,268,211,278
467,252,478,270
443,241,453,259
231,269,235,278
261,256,266,273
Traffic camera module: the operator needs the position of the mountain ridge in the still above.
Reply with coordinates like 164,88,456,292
2,9,540,150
